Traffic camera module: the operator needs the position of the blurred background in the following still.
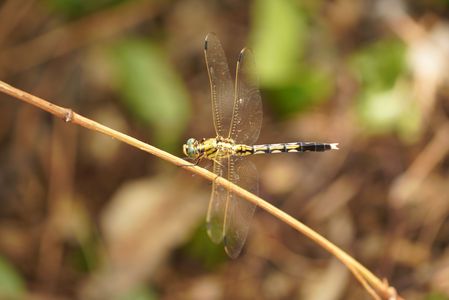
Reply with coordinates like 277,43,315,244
0,0,449,299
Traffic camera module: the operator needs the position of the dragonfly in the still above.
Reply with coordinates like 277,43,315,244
183,33,338,258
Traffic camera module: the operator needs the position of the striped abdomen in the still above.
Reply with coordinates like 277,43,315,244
234,142,339,156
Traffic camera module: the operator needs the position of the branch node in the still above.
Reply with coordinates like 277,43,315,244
64,109,74,123
383,278,398,300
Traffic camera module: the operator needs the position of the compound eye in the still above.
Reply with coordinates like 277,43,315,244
188,146,196,157
183,139,198,158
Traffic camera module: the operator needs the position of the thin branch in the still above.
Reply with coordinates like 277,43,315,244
0,80,402,300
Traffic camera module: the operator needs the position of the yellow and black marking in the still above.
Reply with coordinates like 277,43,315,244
235,142,338,156
183,137,338,161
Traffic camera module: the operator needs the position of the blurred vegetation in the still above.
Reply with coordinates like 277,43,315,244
45,0,126,18
0,256,25,299
252,0,333,117
108,39,190,150
350,39,422,140
0,0,449,299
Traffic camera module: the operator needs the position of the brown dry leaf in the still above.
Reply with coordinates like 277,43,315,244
390,238,430,266
80,175,207,298
301,258,349,300
179,276,223,300
260,158,301,195
389,123,449,208
262,270,296,299
304,176,359,223
431,252,449,296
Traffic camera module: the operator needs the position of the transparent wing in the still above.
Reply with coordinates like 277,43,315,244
206,156,228,243
204,33,234,138
224,157,258,258
229,48,263,145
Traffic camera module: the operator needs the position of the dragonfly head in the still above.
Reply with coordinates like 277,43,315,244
183,138,200,159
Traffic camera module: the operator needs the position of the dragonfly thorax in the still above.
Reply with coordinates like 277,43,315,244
206,137,237,159
183,137,238,160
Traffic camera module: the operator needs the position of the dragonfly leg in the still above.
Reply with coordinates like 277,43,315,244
180,156,202,167
212,158,225,168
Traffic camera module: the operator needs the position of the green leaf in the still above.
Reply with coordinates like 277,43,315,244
266,68,332,118
116,286,157,300
250,0,333,118
351,39,422,140
357,80,421,141
0,256,25,299
350,39,406,90
181,223,227,269
425,291,449,300
109,39,190,150
251,0,306,87
44,0,125,18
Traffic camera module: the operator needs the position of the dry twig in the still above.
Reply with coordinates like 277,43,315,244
0,80,402,300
